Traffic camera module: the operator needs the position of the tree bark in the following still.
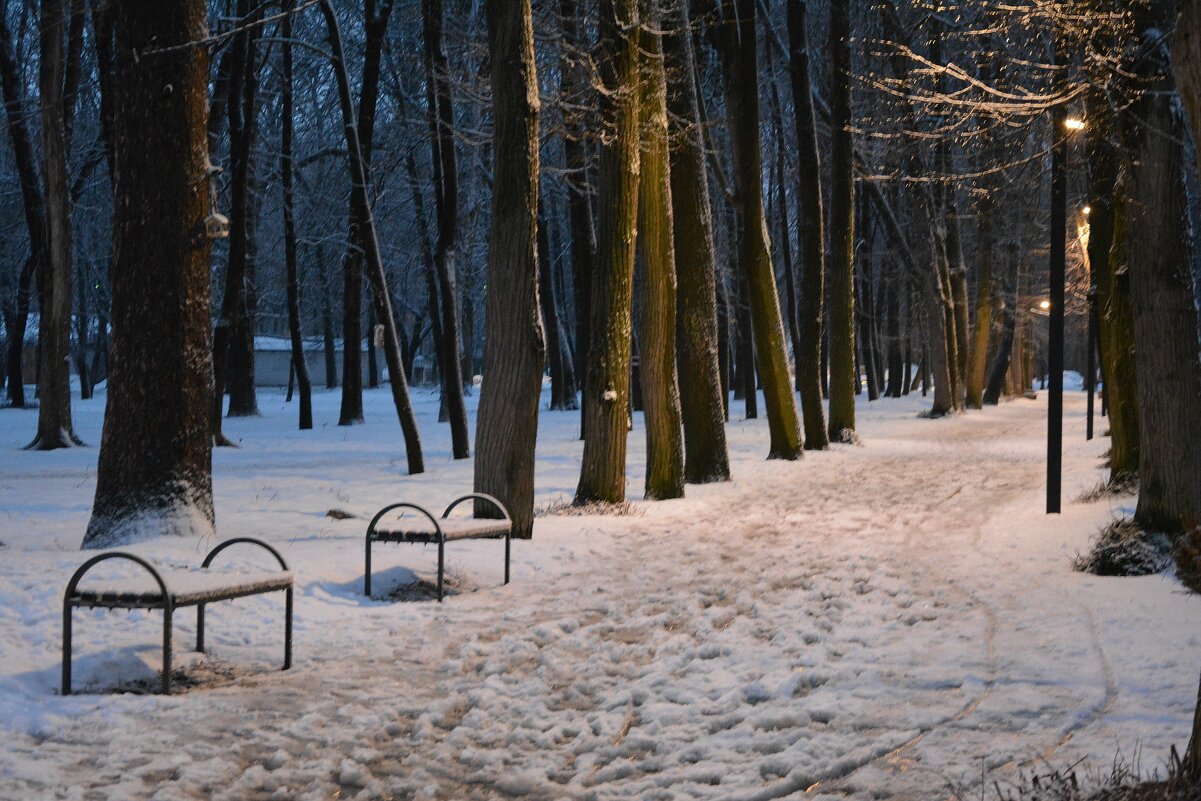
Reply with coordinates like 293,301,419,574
281,0,311,430
321,0,423,474
0,8,45,409
785,0,828,447
965,194,995,409
636,5,685,500
84,0,215,547
338,0,395,426
1126,0,1201,532
664,0,728,484
716,0,802,458
1088,129,1138,481
423,0,470,458
211,0,256,444
476,0,544,537
576,0,641,503
30,0,78,449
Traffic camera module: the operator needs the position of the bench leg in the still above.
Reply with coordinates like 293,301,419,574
437,538,445,602
284,587,293,670
196,603,206,653
364,535,372,596
62,602,72,695
162,607,173,695
505,531,511,585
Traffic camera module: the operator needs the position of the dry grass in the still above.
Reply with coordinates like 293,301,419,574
1077,473,1139,503
1074,519,1174,577
534,497,644,518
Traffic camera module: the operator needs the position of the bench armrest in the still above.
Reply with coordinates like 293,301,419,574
442,493,510,521
201,537,290,571
65,552,170,604
367,503,443,539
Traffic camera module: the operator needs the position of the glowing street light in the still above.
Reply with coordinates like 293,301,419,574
1064,117,1086,131
1082,205,1091,215
1039,299,1051,311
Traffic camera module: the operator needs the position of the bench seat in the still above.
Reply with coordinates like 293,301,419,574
374,518,511,544
71,569,294,609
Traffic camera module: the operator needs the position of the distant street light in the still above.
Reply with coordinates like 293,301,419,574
1082,205,1091,216
1064,117,1086,131
1039,299,1051,311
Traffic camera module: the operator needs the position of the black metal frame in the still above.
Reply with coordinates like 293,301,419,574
365,493,511,601
62,537,292,696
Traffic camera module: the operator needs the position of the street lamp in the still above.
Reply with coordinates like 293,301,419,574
1047,105,1084,514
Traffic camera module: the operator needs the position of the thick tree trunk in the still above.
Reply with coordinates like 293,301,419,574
825,0,857,441
30,0,77,449
716,0,802,458
423,0,470,458
636,8,685,500
281,1,311,430
84,0,214,547
576,0,641,503
1127,1,1201,532
476,0,544,537
321,0,423,474
1089,137,1138,481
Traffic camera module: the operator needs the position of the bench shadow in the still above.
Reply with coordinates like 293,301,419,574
45,646,263,696
308,565,462,604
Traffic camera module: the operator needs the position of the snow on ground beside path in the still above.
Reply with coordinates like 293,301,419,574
0,385,1196,800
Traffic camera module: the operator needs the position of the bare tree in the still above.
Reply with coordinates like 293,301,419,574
665,0,730,482
636,0,685,500
475,0,544,537
84,0,215,547
576,0,642,503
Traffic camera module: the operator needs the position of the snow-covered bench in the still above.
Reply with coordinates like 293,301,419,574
62,537,293,695
365,493,511,602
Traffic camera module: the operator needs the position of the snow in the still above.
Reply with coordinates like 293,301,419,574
0,383,1197,800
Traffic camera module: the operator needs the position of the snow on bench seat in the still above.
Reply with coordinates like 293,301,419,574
71,568,294,608
373,518,512,543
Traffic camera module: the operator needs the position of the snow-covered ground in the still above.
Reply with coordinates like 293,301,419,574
0,383,1196,800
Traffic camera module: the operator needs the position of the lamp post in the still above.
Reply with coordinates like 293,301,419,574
1047,108,1083,515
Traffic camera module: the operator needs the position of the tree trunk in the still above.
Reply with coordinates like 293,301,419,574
1088,126,1138,481
423,0,470,458
321,0,423,474
716,0,802,459
1127,0,1201,532
636,6,685,500
30,0,77,450
0,9,45,410
211,3,258,443
663,4,729,484
281,0,311,430
322,283,337,389
559,0,596,441
84,0,214,547
538,197,574,411
825,0,857,441
576,0,641,504
476,0,544,537
338,0,395,426
965,194,995,408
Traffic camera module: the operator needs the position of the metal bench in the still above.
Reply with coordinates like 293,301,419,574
365,493,511,602
62,537,293,695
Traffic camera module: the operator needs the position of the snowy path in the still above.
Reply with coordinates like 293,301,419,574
0,389,1197,800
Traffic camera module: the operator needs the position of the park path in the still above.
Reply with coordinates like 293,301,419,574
1,397,1171,801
